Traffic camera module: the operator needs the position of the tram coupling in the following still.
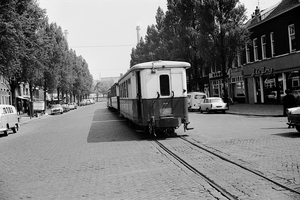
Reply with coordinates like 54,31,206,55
182,118,193,131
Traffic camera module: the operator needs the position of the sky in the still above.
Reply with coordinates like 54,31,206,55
37,0,278,80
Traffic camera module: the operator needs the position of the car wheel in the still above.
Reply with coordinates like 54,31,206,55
296,126,300,132
199,107,203,113
206,108,210,113
12,125,17,133
222,110,225,114
3,131,8,136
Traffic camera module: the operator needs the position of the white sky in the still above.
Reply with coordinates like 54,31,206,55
37,0,278,80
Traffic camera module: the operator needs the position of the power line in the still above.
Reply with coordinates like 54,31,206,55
71,44,135,48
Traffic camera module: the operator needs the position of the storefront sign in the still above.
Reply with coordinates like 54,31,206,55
251,67,274,77
209,71,223,78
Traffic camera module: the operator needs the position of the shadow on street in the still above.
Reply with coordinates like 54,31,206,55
87,108,148,143
272,131,300,138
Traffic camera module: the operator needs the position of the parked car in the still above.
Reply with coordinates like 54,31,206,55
291,89,300,104
287,107,300,132
187,92,207,111
68,102,77,110
50,104,63,115
0,105,19,136
89,99,95,104
267,91,284,101
61,103,70,112
79,99,88,106
199,97,229,113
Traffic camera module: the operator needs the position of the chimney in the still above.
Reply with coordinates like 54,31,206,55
136,26,141,44
255,6,260,16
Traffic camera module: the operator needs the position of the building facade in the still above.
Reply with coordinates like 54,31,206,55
0,76,11,105
242,0,300,104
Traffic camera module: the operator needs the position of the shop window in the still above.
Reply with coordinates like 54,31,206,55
160,75,170,96
270,32,275,57
288,24,296,52
292,79,299,87
261,35,266,59
253,38,258,61
235,82,245,97
212,80,219,97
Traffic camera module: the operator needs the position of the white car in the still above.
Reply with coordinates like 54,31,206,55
50,104,63,115
187,92,207,111
199,97,229,113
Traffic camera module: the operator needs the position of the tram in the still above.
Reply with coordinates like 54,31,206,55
107,60,192,136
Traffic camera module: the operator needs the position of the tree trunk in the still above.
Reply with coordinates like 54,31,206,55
57,87,60,103
44,80,47,110
29,81,34,118
9,79,17,107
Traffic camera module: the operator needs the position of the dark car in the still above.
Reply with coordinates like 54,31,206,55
287,107,300,132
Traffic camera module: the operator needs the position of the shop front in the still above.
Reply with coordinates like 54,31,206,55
243,52,300,104
209,71,224,98
229,67,246,103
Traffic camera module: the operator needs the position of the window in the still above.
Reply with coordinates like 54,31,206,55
237,54,241,66
288,24,296,52
270,32,275,57
253,38,258,61
160,75,170,96
245,44,250,63
261,35,266,59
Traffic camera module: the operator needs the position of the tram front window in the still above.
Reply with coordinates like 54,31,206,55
160,75,170,96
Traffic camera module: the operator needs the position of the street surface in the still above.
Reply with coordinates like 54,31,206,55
0,102,299,199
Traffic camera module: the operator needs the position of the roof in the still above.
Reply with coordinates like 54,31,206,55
246,0,300,29
119,60,191,82
132,60,190,69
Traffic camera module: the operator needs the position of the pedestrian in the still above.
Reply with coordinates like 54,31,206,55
282,89,297,117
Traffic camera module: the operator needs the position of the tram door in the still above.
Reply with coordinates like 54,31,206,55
136,71,142,123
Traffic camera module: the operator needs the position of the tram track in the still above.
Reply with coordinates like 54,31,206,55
153,136,300,200
154,139,238,200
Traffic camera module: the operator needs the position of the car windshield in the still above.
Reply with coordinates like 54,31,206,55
211,99,223,103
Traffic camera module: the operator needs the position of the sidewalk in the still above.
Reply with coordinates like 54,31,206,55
227,103,284,117
18,110,50,125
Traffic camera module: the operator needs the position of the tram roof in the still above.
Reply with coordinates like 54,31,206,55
119,60,191,81
133,60,190,69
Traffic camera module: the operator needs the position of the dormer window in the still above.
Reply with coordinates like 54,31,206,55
288,24,296,52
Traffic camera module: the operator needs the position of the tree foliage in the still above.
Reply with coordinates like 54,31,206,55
0,0,93,107
130,0,250,92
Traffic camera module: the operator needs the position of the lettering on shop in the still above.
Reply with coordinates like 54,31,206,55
209,71,223,78
251,67,274,77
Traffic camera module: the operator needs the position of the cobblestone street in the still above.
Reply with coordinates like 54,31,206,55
1,102,300,199
0,104,223,200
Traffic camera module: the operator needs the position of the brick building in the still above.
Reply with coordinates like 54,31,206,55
242,0,300,104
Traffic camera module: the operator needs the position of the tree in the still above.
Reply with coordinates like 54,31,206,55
94,80,114,97
130,7,170,67
199,0,249,101
0,0,94,111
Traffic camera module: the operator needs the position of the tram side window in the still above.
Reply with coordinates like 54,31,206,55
160,75,170,96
